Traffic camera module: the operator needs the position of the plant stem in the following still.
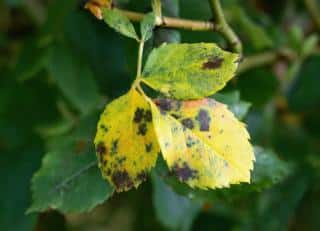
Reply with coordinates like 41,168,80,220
208,0,242,54
118,9,215,31
136,41,144,78
305,0,320,29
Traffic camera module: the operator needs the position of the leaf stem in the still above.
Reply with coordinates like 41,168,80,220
208,0,242,54
136,41,144,78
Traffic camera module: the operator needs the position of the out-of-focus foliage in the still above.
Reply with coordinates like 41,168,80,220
1,0,320,230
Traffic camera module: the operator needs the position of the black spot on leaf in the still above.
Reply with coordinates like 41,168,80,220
111,140,118,154
173,162,198,182
202,56,224,69
144,110,152,122
137,123,147,136
145,143,153,152
196,109,211,131
96,142,106,158
186,136,196,147
99,124,109,132
136,172,148,182
181,118,194,129
134,108,144,123
112,171,133,190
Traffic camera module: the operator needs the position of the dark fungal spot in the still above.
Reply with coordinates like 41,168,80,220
145,143,153,152
155,99,172,112
99,124,108,132
111,140,118,154
196,109,211,131
144,110,152,122
181,118,194,129
137,123,147,136
112,171,134,190
173,162,198,182
186,136,196,148
136,172,148,182
96,142,106,158
202,56,224,69
134,108,144,123
117,156,126,165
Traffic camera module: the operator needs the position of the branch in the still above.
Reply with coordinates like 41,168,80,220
208,0,242,54
118,9,215,31
305,0,320,29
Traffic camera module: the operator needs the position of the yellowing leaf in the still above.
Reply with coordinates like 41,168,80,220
94,89,160,192
149,98,254,189
142,43,239,99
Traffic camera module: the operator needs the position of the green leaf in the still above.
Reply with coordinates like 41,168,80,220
152,173,201,230
251,146,291,188
213,91,251,120
301,34,318,58
140,12,156,42
46,43,101,114
142,43,239,99
102,8,138,40
228,6,273,50
28,114,114,213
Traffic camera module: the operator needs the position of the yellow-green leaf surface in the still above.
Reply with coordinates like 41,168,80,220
142,43,239,99
94,89,160,192
149,98,254,189
102,8,138,40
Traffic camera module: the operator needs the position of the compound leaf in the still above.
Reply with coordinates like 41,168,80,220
94,89,160,192
149,98,254,189
142,43,239,99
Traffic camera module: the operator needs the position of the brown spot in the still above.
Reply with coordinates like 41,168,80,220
181,118,194,129
196,109,211,131
137,123,147,136
173,162,198,182
202,57,224,69
96,142,106,158
134,108,144,123
136,172,148,182
112,171,133,190
144,110,152,122
145,143,153,152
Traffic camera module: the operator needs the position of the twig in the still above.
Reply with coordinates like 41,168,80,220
305,0,320,29
118,9,215,31
208,0,242,54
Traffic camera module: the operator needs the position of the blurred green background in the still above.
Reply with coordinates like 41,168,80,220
1,0,320,230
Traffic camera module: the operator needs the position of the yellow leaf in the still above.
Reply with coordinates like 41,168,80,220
149,98,254,189
94,89,160,192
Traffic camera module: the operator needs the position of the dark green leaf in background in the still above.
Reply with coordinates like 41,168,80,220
152,173,201,231
28,114,114,213
46,43,101,114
